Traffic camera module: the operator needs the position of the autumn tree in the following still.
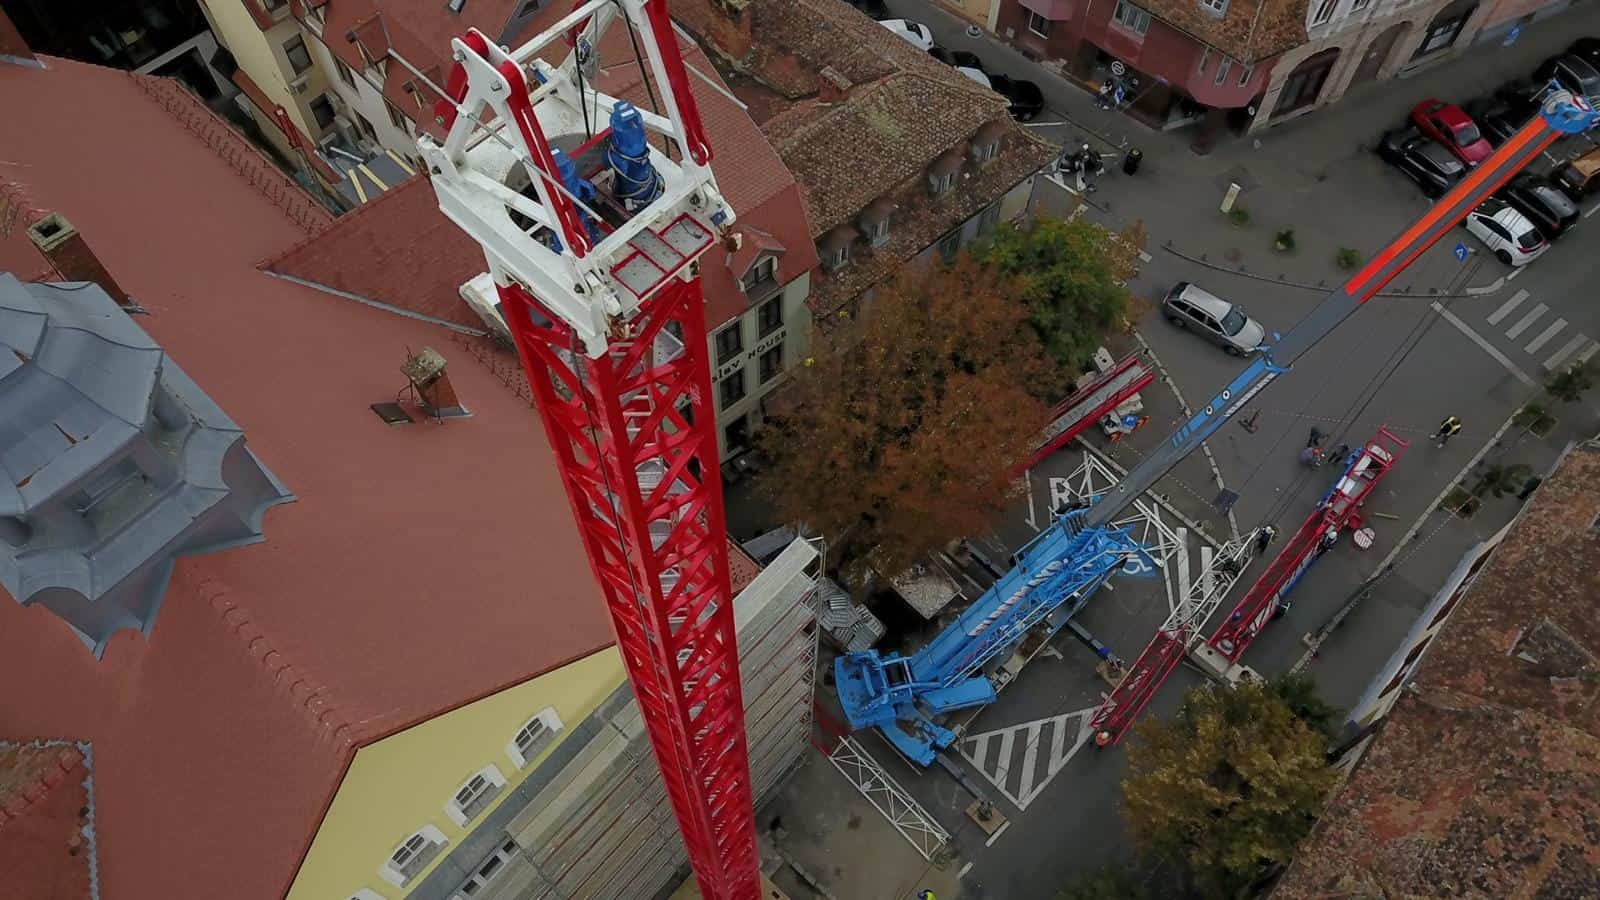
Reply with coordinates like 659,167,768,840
974,216,1142,377
755,257,1059,577
1122,680,1338,899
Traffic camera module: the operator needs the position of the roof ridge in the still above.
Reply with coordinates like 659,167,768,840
258,172,425,271
124,71,335,235
0,740,84,829
194,574,362,748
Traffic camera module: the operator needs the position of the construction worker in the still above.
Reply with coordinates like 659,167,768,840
1431,415,1463,447
917,890,937,900
1255,524,1278,553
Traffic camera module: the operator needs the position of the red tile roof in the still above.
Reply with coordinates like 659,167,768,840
0,57,615,898
1275,443,1600,898
0,741,92,900
266,14,814,331
1142,0,1306,64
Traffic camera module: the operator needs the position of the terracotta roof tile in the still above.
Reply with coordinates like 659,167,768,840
0,56,615,899
1143,0,1307,64
1275,443,1600,899
0,740,93,900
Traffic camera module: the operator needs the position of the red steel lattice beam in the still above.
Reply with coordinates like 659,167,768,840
1207,427,1408,664
497,276,759,900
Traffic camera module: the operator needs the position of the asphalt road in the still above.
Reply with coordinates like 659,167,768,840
854,3,1600,898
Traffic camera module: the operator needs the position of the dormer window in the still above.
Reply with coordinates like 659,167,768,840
969,121,1007,169
819,226,858,271
446,765,507,826
380,826,448,887
506,708,564,768
928,149,964,197
741,255,778,293
859,197,895,248
1199,0,1227,15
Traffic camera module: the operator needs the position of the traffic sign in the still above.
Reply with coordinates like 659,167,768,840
1503,24,1521,47
1110,60,1126,76
1454,242,1469,262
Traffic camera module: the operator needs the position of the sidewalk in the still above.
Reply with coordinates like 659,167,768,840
896,0,1600,292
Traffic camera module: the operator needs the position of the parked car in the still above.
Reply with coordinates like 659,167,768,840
1568,36,1600,69
1533,53,1600,105
1554,146,1600,200
879,18,934,51
1462,97,1532,147
1163,282,1266,355
956,66,991,88
1498,173,1580,239
1464,198,1547,266
1377,126,1466,198
929,47,985,70
991,74,1045,121
843,0,891,19
1411,99,1493,166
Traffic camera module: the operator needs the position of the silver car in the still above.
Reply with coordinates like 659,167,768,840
1162,282,1266,356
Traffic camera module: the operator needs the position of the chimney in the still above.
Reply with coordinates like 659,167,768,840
26,213,134,308
700,0,754,60
818,67,852,103
0,6,37,66
401,347,470,419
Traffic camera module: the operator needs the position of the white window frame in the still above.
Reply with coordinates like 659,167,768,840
380,825,448,888
827,242,851,269
1351,0,1370,9
1027,10,1051,37
1199,0,1228,14
971,139,1001,166
1238,62,1254,86
1112,1,1151,36
1310,0,1339,25
446,765,508,827
1199,47,1210,73
348,891,386,900
929,169,957,195
505,708,564,769
1214,56,1232,85
868,215,891,247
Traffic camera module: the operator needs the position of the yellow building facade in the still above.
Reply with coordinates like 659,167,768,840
196,0,329,158
287,648,626,900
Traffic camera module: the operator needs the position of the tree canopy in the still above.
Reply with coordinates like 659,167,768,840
755,256,1057,576
975,217,1142,374
1122,680,1338,899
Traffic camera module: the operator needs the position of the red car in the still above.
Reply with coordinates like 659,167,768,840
1411,99,1494,166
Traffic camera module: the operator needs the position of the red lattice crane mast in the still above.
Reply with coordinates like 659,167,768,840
422,5,758,897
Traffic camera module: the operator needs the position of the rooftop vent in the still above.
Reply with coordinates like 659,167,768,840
26,214,133,309
400,346,470,420
0,273,293,657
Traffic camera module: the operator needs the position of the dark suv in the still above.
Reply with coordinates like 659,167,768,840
1377,125,1466,198
1533,53,1600,106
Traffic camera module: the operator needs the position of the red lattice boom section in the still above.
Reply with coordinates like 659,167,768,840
497,276,759,900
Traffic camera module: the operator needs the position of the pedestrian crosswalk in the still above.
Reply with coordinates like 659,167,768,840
1479,289,1598,373
957,707,1096,811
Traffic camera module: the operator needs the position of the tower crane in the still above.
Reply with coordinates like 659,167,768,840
838,93,1596,763
421,3,757,897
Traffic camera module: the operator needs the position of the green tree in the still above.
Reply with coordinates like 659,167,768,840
1545,359,1596,403
1122,680,1338,899
1269,672,1341,740
974,217,1140,377
755,257,1060,577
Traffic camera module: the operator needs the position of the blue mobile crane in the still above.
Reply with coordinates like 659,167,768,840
835,92,1595,766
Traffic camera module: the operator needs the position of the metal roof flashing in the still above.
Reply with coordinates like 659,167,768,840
0,273,294,657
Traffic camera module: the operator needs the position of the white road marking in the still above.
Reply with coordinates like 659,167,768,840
1137,249,1153,263
1544,335,1592,371
1506,265,1525,281
1578,342,1600,365
1585,202,1600,219
1173,527,1191,616
985,820,1013,846
1023,468,1038,532
1524,318,1567,354
1022,119,1067,128
1431,302,1540,388
959,709,1097,811
959,862,974,879
1486,289,1528,326
1505,302,1548,340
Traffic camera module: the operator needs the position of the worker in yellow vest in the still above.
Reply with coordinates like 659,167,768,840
1431,416,1462,448
917,891,936,900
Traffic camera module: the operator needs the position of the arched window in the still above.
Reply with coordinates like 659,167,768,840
1275,48,1341,116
